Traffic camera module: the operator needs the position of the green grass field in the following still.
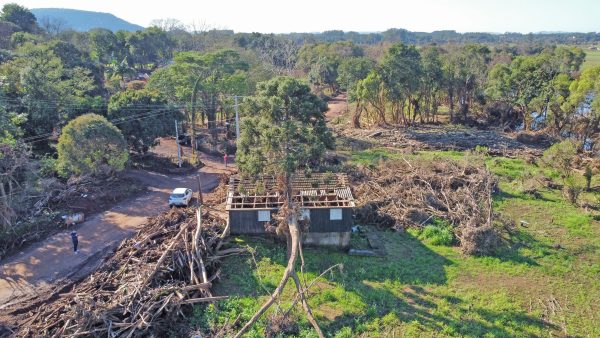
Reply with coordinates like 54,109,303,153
190,150,599,337
583,48,600,70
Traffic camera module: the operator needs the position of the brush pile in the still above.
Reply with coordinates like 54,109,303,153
353,156,500,255
8,206,243,337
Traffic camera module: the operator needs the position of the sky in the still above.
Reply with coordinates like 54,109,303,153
5,0,600,34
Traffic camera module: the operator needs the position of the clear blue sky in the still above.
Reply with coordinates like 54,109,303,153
7,0,600,33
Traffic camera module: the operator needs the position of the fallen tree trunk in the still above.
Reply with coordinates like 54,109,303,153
234,176,324,338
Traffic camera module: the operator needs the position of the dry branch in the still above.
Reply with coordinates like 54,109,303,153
7,201,241,337
353,156,501,255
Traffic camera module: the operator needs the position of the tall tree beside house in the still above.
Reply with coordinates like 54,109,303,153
234,76,333,338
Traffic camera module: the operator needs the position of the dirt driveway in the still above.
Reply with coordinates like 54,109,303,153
0,149,234,307
325,92,348,121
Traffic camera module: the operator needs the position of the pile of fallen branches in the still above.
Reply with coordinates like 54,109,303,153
353,156,500,255
8,206,242,337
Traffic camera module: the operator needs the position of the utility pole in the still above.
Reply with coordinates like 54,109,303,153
175,120,182,168
234,95,240,140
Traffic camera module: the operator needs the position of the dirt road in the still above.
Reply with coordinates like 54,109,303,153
325,92,348,121
0,149,234,307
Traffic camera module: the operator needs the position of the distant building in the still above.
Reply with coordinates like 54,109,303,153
226,173,355,247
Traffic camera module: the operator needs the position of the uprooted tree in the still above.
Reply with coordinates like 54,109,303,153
235,76,334,337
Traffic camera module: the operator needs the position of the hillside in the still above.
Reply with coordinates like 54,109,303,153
31,8,143,32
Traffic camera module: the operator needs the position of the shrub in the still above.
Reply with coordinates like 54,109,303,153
57,114,128,177
38,155,57,177
419,223,454,246
540,140,584,204
540,140,577,177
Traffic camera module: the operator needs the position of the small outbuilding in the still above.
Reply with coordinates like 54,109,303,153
226,173,355,247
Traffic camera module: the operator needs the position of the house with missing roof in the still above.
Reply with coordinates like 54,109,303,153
225,173,355,247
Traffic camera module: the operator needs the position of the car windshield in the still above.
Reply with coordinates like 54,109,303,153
170,193,185,198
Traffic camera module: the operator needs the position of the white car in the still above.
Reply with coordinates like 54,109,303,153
169,188,193,207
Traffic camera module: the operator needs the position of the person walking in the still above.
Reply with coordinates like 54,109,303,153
70,231,79,253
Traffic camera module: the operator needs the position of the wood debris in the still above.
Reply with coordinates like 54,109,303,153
353,156,501,255
5,204,243,337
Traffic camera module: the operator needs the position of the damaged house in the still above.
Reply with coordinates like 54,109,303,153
225,173,355,247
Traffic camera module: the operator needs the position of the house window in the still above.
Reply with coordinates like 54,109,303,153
329,208,342,220
258,210,271,222
300,209,310,220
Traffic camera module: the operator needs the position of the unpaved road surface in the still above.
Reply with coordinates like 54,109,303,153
326,93,348,121
0,148,234,307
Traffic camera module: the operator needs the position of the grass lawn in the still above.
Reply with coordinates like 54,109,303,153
583,48,600,70
192,150,599,337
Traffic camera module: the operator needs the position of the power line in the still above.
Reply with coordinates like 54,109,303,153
23,109,178,145
20,108,181,142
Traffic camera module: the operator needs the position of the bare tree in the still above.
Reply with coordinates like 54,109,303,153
149,18,186,32
38,16,68,37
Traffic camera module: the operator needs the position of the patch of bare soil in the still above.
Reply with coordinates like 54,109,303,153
2,183,242,337
325,93,348,121
0,175,145,260
334,124,548,157
130,152,200,175
353,157,503,256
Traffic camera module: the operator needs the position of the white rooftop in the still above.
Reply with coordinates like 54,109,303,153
172,188,188,194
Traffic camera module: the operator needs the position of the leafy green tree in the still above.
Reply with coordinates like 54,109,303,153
420,46,445,123
148,49,248,151
446,44,490,122
380,43,422,124
546,73,573,133
106,57,136,88
565,66,600,151
297,42,363,73
336,56,374,97
89,28,122,64
486,54,556,130
0,3,37,33
355,71,387,126
307,56,338,94
57,114,128,177
0,43,63,136
0,42,101,138
125,27,175,67
237,76,333,175
108,89,182,153
0,97,25,144
235,76,332,337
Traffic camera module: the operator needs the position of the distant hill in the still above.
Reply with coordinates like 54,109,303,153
31,8,143,32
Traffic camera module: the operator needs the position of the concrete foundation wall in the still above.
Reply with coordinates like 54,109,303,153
302,231,351,248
